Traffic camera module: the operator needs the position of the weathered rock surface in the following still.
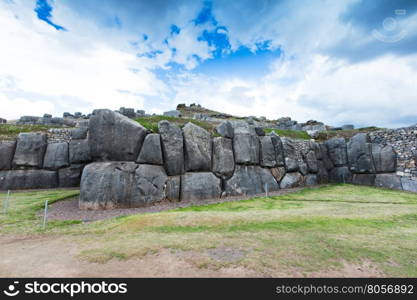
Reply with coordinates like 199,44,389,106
183,122,212,171
58,164,84,187
0,170,58,190
352,174,376,186
325,138,347,167
132,164,167,206
79,162,168,209
269,133,285,166
216,121,234,138
280,172,304,189
43,142,69,170
347,133,375,173
69,140,91,164
89,109,147,161
181,172,221,201
233,134,259,165
372,144,396,173
401,178,417,193
166,176,181,201
329,166,352,183
259,136,277,167
12,133,47,168
212,137,234,179
374,174,402,190
319,143,334,170
225,165,279,196
0,141,16,170
137,134,163,165
317,160,329,184
158,121,184,176
305,174,318,186
271,167,286,183
304,150,318,173
70,127,88,140
281,138,299,172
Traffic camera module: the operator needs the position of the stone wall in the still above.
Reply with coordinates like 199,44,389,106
1,109,416,210
369,126,417,180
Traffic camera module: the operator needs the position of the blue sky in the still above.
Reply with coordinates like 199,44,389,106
1,0,417,127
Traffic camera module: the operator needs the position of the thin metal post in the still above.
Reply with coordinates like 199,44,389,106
42,200,48,229
3,190,10,215
265,183,269,197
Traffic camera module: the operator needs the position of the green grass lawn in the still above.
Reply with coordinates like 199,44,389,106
1,184,417,276
135,115,216,134
0,124,62,140
264,128,311,140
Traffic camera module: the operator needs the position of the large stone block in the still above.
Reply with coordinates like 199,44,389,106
329,166,352,183
280,172,304,189
0,141,16,170
89,109,147,161
43,142,69,170
216,121,234,138
79,162,168,209
181,172,221,201
233,134,260,165
281,138,299,172
212,137,235,179
58,164,84,187
137,134,163,165
374,174,402,190
347,133,375,173
400,178,417,193
166,176,181,201
352,174,376,186
271,167,286,183
0,170,58,190
158,121,184,176
325,138,347,167
317,160,329,184
305,174,318,186
225,165,279,196
269,132,285,166
12,133,47,168
319,143,334,170
372,144,396,173
259,136,277,167
69,140,91,164
183,122,212,172
304,150,318,173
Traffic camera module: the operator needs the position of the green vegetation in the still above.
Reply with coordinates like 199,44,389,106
0,124,61,140
264,128,311,140
1,184,417,276
135,115,216,134
315,127,382,141
0,189,81,232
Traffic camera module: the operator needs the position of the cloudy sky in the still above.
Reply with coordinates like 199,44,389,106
1,0,417,128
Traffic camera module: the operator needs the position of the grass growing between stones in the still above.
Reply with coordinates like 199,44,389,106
135,115,216,134
1,185,417,277
0,124,60,140
264,128,311,140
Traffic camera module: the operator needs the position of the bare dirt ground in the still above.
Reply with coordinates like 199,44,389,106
0,235,383,277
45,187,307,222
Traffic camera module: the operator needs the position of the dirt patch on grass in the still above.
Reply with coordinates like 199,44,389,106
44,187,310,222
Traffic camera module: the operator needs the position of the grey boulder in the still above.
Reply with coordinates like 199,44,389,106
305,174,318,186
183,122,212,172
281,138,299,172
181,172,221,201
89,109,147,161
137,134,163,165
304,150,318,173
69,140,91,164
401,178,417,193
132,164,168,207
233,134,259,165
259,136,277,167
374,174,402,190
158,121,184,176
271,167,286,183
325,138,348,167
225,165,279,196
280,172,304,189
329,166,352,183
347,133,375,173
59,164,84,187
0,141,16,170
43,142,69,170
70,127,88,140
12,133,47,168
372,144,396,173
212,137,235,179
0,170,58,190
166,176,181,201
216,121,234,138
269,132,285,166
352,174,376,186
